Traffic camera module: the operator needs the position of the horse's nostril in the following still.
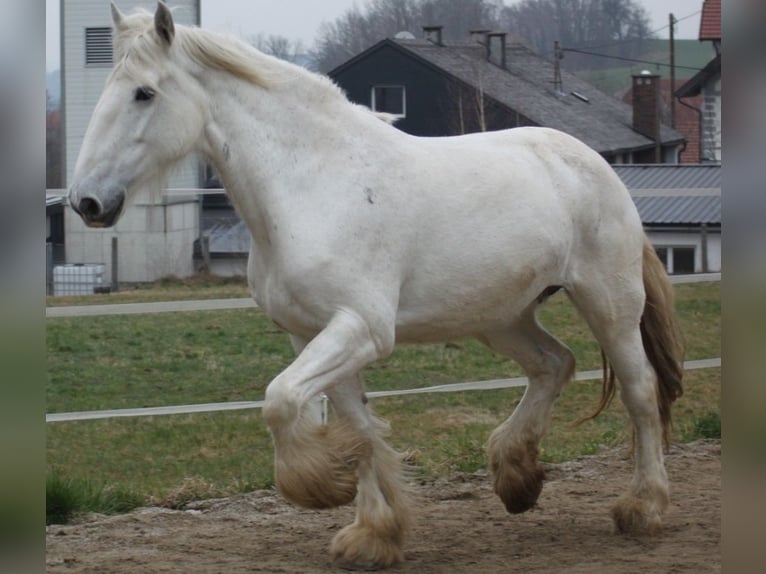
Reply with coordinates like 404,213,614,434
79,198,101,219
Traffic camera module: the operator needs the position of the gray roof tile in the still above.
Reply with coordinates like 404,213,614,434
390,38,685,154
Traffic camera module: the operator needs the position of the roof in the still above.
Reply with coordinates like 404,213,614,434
675,54,721,98
199,208,251,255
699,0,722,41
631,195,720,225
612,164,721,226
612,163,721,189
337,38,684,155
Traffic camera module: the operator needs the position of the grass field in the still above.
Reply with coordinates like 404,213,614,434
46,279,720,520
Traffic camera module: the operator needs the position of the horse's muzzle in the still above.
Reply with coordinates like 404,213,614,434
69,187,126,228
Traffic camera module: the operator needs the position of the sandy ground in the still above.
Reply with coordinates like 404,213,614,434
46,439,720,573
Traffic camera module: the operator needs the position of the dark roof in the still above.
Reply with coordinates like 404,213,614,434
699,0,722,41
675,54,721,98
612,164,721,226
340,38,684,155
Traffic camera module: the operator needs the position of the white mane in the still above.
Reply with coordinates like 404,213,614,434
113,10,346,101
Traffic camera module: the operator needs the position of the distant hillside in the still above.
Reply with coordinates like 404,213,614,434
573,39,715,97
46,69,61,108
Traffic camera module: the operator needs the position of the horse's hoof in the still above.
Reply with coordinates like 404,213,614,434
273,419,371,509
489,443,545,514
331,523,405,571
611,499,663,534
611,487,668,534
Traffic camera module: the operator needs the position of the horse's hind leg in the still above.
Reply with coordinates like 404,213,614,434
569,278,670,533
324,376,410,570
481,307,576,514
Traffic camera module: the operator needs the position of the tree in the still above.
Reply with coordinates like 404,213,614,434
250,33,307,64
498,0,654,71
314,0,501,72
46,91,63,189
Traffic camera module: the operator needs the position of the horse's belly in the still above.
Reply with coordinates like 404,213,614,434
394,274,550,343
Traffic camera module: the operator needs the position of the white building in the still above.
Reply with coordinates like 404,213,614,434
61,0,202,283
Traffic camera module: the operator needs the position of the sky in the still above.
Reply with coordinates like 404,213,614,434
46,0,704,71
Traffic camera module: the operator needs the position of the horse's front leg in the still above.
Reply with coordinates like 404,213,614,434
324,377,410,570
263,309,392,510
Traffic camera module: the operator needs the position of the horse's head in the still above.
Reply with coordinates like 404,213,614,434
69,2,205,227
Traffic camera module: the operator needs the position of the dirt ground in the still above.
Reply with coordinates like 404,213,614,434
46,440,720,573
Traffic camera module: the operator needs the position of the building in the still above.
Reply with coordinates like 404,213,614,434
329,29,685,164
613,164,721,274
676,0,721,163
59,0,202,284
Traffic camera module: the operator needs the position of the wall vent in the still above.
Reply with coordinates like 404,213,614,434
85,27,113,65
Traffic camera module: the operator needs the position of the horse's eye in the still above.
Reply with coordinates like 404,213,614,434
134,86,155,102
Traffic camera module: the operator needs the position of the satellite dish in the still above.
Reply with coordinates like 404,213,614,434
394,31,416,39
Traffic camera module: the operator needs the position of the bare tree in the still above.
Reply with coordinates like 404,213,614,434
314,0,500,72
250,33,306,64
499,0,654,71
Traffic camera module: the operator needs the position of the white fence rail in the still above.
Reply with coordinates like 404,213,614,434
45,274,720,423
46,358,720,423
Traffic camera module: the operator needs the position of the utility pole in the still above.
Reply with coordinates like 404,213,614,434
553,41,563,93
669,13,676,129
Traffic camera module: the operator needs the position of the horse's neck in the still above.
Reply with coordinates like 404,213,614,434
202,71,357,195
197,67,393,241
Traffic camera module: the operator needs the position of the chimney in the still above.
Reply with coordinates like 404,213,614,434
486,32,507,68
422,25,443,46
469,29,490,45
631,70,661,161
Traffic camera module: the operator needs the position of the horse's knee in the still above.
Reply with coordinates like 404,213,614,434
263,380,298,430
488,432,545,514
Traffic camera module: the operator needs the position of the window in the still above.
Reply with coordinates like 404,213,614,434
673,247,695,274
371,85,406,117
655,245,696,274
85,27,112,66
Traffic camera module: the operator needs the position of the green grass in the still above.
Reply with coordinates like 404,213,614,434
46,472,143,525
46,281,720,521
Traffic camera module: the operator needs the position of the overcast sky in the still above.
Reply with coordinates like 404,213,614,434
46,0,704,71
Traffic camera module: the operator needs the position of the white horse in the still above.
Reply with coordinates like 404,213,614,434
69,3,684,569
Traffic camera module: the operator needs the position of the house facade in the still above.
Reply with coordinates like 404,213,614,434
329,30,685,164
59,0,202,284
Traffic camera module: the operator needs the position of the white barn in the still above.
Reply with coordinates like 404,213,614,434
61,0,202,283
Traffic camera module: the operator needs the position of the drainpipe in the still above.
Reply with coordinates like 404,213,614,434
677,96,704,163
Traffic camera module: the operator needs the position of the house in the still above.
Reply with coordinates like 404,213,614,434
675,0,721,163
613,164,721,274
328,29,685,164
58,0,203,286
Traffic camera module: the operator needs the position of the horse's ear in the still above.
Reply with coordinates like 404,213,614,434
154,1,175,46
110,3,125,30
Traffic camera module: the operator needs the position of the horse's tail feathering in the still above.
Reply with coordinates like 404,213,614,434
639,237,685,448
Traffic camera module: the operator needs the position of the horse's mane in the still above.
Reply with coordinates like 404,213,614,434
114,10,345,101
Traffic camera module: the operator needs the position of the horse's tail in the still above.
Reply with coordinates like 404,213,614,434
639,237,685,447
577,239,684,448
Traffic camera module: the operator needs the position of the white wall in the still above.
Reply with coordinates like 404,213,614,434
62,0,201,282
646,228,721,273
65,199,200,282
